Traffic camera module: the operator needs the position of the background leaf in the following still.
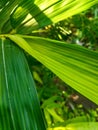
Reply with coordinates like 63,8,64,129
48,122,98,130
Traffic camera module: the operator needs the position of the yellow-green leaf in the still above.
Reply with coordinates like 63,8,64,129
7,34,98,105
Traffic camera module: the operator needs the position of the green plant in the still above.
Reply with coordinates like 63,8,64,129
0,0,98,130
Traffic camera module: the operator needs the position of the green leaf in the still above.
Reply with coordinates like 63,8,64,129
0,0,22,33
46,108,64,122
65,122,98,130
34,0,98,25
1,0,98,34
64,116,93,125
0,38,46,130
16,0,98,33
33,71,43,84
48,122,98,130
7,34,98,105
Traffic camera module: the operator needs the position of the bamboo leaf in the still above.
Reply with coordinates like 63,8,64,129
7,34,98,105
0,38,46,130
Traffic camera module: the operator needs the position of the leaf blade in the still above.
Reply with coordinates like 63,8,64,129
7,34,98,105
3,0,98,34
48,122,98,130
0,38,46,130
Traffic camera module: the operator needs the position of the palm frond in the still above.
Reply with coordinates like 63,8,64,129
0,38,46,129
7,34,98,105
0,0,98,34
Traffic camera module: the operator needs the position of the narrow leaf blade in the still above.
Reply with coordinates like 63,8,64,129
0,38,46,130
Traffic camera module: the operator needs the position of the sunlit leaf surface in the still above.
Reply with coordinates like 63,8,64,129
0,0,98,34
0,0,98,129
48,122,98,130
7,34,98,105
